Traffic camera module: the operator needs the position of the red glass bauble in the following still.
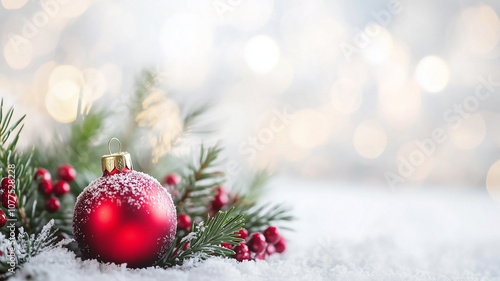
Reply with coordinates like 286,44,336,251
73,170,177,268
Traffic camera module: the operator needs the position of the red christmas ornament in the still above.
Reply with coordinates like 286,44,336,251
45,197,60,213
57,164,77,182
73,138,177,268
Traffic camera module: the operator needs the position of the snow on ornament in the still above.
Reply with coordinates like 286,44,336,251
73,138,177,268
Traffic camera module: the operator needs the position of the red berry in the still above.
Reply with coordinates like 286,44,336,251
38,179,53,196
247,233,267,254
232,243,250,262
254,251,266,260
177,213,191,231
57,164,76,182
164,173,182,186
2,193,17,209
1,178,13,192
45,197,60,213
216,186,228,195
221,243,232,249
274,238,286,253
53,180,70,197
235,228,249,239
183,241,190,251
266,243,276,255
211,193,229,210
34,168,51,181
0,210,6,227
263,226,281,244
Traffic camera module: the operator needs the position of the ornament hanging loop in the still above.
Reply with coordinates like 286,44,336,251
108,138,122,155
102,138,133,173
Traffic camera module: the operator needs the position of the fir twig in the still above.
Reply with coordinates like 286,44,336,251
158,208,245,267
240,203,295,233
176,144,225,216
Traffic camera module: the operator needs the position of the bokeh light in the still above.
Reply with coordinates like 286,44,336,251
458,5,500,56
45,80,80,123
415,55,450,93
244,35,281,73
1,0,28,9
486,160,500,202
3,37,33,69
353,120,387,159
362,25,394,64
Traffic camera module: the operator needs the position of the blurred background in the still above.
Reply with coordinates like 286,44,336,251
1,0,500,194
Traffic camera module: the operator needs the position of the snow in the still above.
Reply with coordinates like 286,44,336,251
9,177,500,281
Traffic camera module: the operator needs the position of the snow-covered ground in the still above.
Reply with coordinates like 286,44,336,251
10,178,500,281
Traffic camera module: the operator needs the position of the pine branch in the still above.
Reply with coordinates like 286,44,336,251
0,220,66,278
233,170,272,207
175,144,225,217
0,99,36,234
157,208,245,267
239,203,294,233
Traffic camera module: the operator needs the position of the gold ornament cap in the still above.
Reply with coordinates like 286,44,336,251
101,138,133,173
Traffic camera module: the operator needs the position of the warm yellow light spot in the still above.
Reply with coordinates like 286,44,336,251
459,5,500,55
289,109,329,149
449,113,486,150
362,25,393,64
45,80,80,123
486,160,500,202
244,35,281,73
353,120,387,159
1,0,28,9
3,37,33,69
49,65,84,88
330,79,363,114
136,89,183,162
415,56,450,93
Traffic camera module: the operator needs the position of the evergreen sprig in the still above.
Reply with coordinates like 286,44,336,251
158,208,245,267
0,220,64,278
240,203,294,233
0,100,61,278
175,144,226,217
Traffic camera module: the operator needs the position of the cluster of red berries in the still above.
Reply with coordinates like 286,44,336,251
224,226,286,261
35,164,76,213
164,172,287,262
0,177,16,227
